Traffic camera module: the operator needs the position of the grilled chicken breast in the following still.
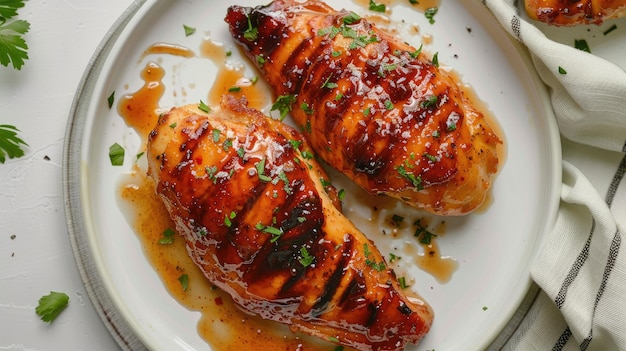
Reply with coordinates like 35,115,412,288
225,0,502,216
525,0,626,25
147,96,433,351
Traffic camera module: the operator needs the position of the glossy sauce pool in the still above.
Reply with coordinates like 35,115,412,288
116,11,504,349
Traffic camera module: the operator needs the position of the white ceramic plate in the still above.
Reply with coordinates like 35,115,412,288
64,0,561,350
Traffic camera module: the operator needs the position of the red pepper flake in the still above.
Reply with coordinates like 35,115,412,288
214,297,223,305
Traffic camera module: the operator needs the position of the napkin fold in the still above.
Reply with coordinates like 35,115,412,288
482,1,626,350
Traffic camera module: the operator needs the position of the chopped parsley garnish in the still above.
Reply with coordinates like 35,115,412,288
389,253,402,263
391,214,404,226
410,44,423,59
432,130,441,138
108,143,125,166
343,12,361,25
421,95,438,109
432,52,439,67
223,138,233,151
178,274,189,291
243,15,259,41
558,66,567,75
198,100,210,113
228,86,241,92
369,0,386,12
224,211,236,228
255,158,272,182
236,146,245,158
321,74,338,89
338,188,346,201
364,243,386,271
256,54,266,66
107,91,115,109
158,228,176,245
212,129,221,143
408,0,419,4
289,139,302,150
424,153,437,162
256,223,284,242
300,102,314,115
0,124,27,163
332,50,342,57
299,247,315,267
205,165,218,182
35,291,69,323
384,100,394,110
396,164,423,190
0,0,30,70
425,7,439,24
183,24,196,36
271,94,296,121
574,39,591,53
398,276,410,289
414,220,437,245
363,106,371,116
169,122,177,128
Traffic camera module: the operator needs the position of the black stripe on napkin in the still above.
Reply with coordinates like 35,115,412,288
553,152,625,350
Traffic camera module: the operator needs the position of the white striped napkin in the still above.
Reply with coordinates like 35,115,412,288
482,1,626,350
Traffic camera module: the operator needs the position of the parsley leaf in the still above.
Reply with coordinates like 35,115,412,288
108,143,125,166
369,0,386,12
271,94,296,121
0,124,27,163
0,0,30,70
183,24,196,36
35,291,69,323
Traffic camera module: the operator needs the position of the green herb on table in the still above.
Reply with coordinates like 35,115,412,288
574,39,591,53
558,66,567,75
35,291,69,323
183,24,196,37
0,0,30,70
108,142,124,166
0,124,27,163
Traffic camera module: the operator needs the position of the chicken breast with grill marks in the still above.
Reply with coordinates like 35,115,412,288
147,95,434,351
225,0,502,215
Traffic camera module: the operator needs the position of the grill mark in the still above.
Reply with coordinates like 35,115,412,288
365,301,381,327
310,238,354,317
282,37,317,95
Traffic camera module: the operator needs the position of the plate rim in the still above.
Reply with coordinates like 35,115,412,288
62,1,563,350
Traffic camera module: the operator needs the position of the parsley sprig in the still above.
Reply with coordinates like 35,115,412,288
0,124,27,163
35,291,69,323
0,0,30,70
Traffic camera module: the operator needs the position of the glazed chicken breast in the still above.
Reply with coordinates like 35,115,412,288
146,96,433,351
225,0,502,216
525,0,626,25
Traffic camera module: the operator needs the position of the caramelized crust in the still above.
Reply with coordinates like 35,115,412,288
147,96,433,351
225,0,502,215
525,0,626,25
